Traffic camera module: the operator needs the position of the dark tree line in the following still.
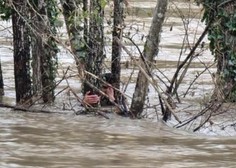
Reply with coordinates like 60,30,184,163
0,0,59,105
0,0,125,106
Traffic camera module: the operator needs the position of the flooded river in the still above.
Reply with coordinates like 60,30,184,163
1,109,236,168
1,0,236,167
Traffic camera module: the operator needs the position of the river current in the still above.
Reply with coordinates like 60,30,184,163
1,109,236,168
1,0,236,167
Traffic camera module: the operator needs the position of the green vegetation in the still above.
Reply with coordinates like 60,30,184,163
0,1,11,20
197,0,236,101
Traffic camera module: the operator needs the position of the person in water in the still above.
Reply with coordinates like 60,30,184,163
82,73,116,106
81,73,130,116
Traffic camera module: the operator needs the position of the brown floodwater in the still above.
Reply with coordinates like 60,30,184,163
1,109,236,168
1,1,235,167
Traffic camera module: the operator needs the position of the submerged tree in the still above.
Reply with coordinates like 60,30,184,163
31,4,43,97
0,62,3,95
111,0,124,97
0,0,59,104
1,0,32,103
85,0,105,92
60,0,105,94
30,0,59,103
60,0,86,69
196,0,236,101
130,0,168,118
40,0,59,103
12,0,32,104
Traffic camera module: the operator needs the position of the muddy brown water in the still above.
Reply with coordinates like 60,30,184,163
1,109,236,168
1,1,235,167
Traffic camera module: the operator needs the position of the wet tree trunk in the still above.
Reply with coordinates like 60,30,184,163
84,0,105,93
41,0,58,103
12,0,32,104
31,36,42,97
60,0,89,94
83,0,89,47
111,0,124,99
0,62,4,95
61,0,105,93
209,1,236,102
32,0,58,103
60,0,86,62
130,0,168,117
31,3,42,97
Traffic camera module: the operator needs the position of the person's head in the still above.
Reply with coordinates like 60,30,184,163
100,73,115,89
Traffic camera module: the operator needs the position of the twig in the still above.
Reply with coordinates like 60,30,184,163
27,66,71,107
193,102,223,132
175,103,214,128
115,37,181,123
183,62,215,97
167,18,214,95
218,0,235,8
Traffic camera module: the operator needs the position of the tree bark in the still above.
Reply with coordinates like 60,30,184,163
111,0,124,99
60,0,88,94
60,0,105,93
130,0,168,117
12,0,32,104
60,0,86,60
0,61,4,96
211,1,236,101
31,2,43,97
84,0,105,93
40,0,58,103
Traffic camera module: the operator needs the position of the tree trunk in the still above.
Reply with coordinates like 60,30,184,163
84,0,105,93
83,0,89,48
60,0,86,61
12,0,32,104
208,1,236,102
31,3,42,97
31,34,42,97
41,0,58,103
111,0,124,99
60,0,105,93
0,61,4,96
29,0,58,103
130,0,168,117
60,0,88,94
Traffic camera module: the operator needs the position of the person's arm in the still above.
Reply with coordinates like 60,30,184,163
83,91,100,105
106,87,115,102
